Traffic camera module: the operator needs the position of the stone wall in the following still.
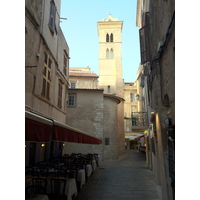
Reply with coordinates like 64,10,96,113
65,89,104,158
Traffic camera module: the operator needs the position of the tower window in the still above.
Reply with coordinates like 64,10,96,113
106,48,109,58
106,48,114,59
108,85,110,93
110,48,114,58
106,33,109,42
110,33,113,42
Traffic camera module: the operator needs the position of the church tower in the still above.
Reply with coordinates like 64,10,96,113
97,14,124,98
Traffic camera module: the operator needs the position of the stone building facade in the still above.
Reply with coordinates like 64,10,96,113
97,14,124,98
136,0,175,199
25,0,71,165
64,68,125,160
97,15,125,158
25,0,69,122
25,0,102,166
69,66,99,89
65,88,104,158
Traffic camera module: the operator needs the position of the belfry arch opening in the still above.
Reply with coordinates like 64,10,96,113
106,33,114,42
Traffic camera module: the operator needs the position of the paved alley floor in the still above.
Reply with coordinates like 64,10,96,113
74,149,161,200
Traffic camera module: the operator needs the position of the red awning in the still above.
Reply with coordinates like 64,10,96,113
25,112,53,142
25,111,102,144
134,134,144,141
53,121,102,144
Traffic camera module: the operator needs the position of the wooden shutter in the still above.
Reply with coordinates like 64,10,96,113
139,12,151,64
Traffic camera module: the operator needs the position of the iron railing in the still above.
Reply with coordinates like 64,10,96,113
131,112,148,127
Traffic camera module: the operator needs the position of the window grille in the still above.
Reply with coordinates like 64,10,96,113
105,138,110,145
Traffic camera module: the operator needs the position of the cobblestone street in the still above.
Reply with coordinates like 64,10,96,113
74,149,161,200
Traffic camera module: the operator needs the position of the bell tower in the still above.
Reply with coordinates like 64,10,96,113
97,14,124,98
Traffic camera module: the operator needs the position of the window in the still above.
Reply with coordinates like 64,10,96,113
110,48,114,58
106,33,109,42
63,54,68,76
139,12,151,64
130,93,135,102
49,1,56,34
41,52,51,100
108,85,110,93
131,106,136,113
70,82,76,88
57,81,63,108
68,94,76,108
106,49,109,58
106,33,114,42
106,48,114,59
110,33,113,42
105,138,110,145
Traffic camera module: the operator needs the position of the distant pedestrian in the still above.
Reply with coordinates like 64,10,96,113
125,143,128,149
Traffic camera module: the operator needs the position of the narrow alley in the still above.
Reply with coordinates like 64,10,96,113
74,149,161,200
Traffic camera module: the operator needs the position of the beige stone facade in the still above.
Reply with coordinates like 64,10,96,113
25,0,69,123
65,68,125,160
65,88,104,158
124,82,138,131
97,15,124,98
136,0,175,199
69,67,99,89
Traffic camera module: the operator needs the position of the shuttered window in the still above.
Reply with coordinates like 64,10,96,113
58,81,63,109
63,55,67,76
41,52,51,100
139,12,151,64
49,1,56,34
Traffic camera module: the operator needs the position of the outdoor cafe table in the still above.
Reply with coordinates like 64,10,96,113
86,164,93,177
25,177,77,200
25,194,49,200
92,160,97,171
77,169,86,189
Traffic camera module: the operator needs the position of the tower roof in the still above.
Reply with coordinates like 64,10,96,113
102,14,118,22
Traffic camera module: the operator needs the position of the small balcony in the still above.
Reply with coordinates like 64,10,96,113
131,112,148,129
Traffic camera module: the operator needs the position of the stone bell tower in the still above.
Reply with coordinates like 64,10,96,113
97,14,124,98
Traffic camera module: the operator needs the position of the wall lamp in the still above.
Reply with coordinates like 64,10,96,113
41,144,45,147
135,94,140,100
150,111,156,123
164,117,171,127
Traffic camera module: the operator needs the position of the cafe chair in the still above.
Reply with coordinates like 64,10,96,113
25,167,34,176
54,169,67,178
25,185,46,196
32,178,48,194
49,178,67,200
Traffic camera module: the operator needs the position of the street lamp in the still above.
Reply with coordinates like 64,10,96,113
135,94,140,100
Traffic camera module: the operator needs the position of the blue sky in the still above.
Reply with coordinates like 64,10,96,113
60,0,140,82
